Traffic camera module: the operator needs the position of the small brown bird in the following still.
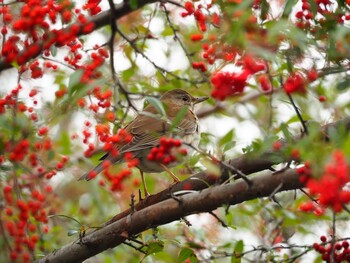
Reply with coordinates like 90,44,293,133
79,89,208,196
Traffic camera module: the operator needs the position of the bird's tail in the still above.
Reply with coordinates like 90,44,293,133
78,162,105,181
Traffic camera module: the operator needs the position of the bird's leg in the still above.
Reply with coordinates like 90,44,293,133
160,164,180,184
139,170,150,198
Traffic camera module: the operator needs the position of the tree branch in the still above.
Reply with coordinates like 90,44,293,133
35,169,302,263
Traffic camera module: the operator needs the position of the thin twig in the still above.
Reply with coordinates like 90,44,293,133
286,93,308,135
140,3,158,50
105,2,138,111
208,211,228,227
130,193,136,214
116,27,206,85
0,217,12,251
299,188,319,203
123,240,147,254
161,3,208,83
102,7,139,112
269,182,283,206
330,211,336,263
185,143,252,186
107,0,117,84
220,161,253,186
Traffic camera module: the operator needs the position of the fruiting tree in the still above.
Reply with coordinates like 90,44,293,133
1,0,350,262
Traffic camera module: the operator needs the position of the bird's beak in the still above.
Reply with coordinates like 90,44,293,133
194,96,209,104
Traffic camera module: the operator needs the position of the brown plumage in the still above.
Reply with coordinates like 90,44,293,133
79,89,208,196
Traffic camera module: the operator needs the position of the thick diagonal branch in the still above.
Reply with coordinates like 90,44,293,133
35,168,302,263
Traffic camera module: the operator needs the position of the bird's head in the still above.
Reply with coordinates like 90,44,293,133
160,89,208,109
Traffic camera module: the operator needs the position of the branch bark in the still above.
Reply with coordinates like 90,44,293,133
35,169,302,263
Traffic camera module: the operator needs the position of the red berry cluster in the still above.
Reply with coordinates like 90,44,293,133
283,69,318,95
102,129,133,157
98,152,139,192
181,1,224,72
181,1,211,32
0,0,103,83
83,0,102,15
8,139,30,162
1,86,57,172
1,0,74,65
0,84,75,261
299,151,350,213
105,168,133,192
0,85,21,113
211,71,249,101
297,161,312,184
81,47,109,83
313,236,350,262
89,86,113,109
83,125,136,191
201,42,236,66
308,151,350,212
3,185,53,263
294,0,350,29
0,86,39,123
191,33,204,42
147,137,188,165
283,72,306,94
257,74,272,93
187,1,276,73
210,55,266,100
299,200,325,215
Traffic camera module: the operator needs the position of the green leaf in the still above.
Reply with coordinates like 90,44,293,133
223,141,237,153
218,129,235,148
47,150,55,161
336,78,350,91
178,248,198,263
280,123,292,142
282,0,298,17
129,0,138,9
260,0,269,21
122,68,135,81
200,158,221,176
231,240,244,263
225,210,234,226
50,45,57,57
146,96,166,116
186,241,206,250
308,0,319,15
10,61,19,69
145,240,164,255
67,229,79,236
57,131,71,155
68,69,84,95
162,27,174,37
170,106,189,132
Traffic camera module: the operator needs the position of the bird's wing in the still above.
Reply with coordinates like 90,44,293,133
177,112,198,135
102,105,198,157
119,113,169,153
167,106,199,136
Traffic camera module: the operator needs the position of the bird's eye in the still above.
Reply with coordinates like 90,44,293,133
182,96,189,102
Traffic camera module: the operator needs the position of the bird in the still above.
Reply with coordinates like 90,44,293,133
79,89,208,197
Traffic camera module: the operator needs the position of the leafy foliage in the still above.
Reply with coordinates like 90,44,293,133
1,0,350,262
